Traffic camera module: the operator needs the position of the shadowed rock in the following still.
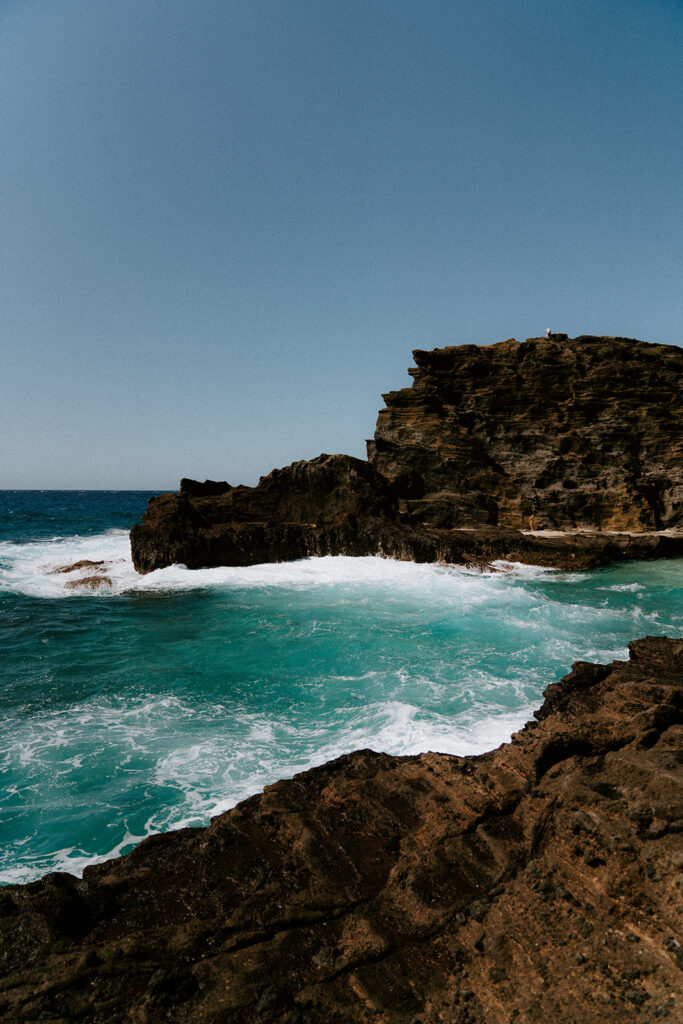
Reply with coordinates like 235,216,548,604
0,636,681,1023
179,478,233,497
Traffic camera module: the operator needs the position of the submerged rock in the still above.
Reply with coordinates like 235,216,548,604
130,335,683,573
0,636,681,1022
64,575,112,590
50,559,113,590
49,559,109,574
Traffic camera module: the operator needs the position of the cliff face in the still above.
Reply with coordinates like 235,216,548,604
368,335,683,531
1,636,681,1023
130,335,683,573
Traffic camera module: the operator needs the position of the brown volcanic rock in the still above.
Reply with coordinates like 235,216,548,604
64,575,112,591
49,560,110,574
130,335,683,574
0,636,681,1023
368,334,683,531
130,453,398,572
130,480,683,574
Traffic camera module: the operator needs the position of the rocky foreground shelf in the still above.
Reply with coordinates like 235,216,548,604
1,636,681,1023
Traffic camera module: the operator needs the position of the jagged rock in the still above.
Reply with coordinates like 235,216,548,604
0,636,681,1023
179,478,233,497
368,335,683,530
130,453,399,572
130,335,683,573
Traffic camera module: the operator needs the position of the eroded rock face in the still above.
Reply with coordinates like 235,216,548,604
130,335,683,573
368,335,683,531
1,636,681,1023
130,453,399,572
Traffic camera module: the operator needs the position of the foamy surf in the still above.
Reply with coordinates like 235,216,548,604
0,528,561,600
0,529,135,598
0,691,536,884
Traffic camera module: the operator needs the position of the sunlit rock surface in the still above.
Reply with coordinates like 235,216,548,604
1,636,681,1023
368,334,683,531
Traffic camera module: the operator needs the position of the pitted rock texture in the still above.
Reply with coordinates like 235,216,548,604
0,636,681,1023
368,334,683,531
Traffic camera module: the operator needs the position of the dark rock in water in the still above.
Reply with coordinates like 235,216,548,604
131,453,399,572
0,636,681,1023
50,559,109,574
130,335,683,573
64,575,112,590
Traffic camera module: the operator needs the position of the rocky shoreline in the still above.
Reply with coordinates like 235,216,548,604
131,462,683,574
130,335,683,575
1,636,681,1023
4,333,680,1020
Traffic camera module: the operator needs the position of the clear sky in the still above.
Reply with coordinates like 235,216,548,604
1,0,681,489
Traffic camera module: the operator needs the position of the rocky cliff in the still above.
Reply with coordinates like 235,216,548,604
130,334,683,573
1,636,681,1023
368,335,683,531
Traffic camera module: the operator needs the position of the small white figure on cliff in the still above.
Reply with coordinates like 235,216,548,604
545,327,551,339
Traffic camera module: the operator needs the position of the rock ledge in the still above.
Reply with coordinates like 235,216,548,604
1,636,681,1023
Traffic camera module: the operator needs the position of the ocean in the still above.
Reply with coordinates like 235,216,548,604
1,490,682,886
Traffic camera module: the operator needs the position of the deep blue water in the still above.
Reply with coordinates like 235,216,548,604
1,490,681,884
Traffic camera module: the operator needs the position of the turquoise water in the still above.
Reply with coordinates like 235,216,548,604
1,491,682,885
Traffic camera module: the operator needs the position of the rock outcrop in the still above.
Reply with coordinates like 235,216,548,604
131,454,399,572
49,560,113,590
130,335,683,573
368,335,683,531
1,636,681,1023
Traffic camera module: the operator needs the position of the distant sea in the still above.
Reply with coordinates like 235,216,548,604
1,490,682,885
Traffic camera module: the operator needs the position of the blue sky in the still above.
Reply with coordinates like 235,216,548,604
1,0,681,488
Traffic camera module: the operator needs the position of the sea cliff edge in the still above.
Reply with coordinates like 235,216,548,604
130,334,683,574
1,636,681,1022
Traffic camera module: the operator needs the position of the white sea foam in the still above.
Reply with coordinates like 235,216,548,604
0,530,135,598
0,529,563,601
602,582,644,592
137,696,537,850
0,680,537,882
489,559,558,577
0,832,150,886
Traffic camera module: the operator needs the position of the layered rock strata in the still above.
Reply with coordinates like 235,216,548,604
369,335,683,531
1,636,681,1023
130,335,683,573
